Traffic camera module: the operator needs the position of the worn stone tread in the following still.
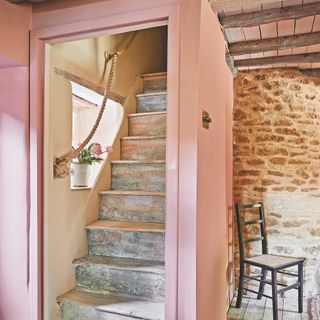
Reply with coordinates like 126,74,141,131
99,190,165,196
121,135,166,141
136,92,167,98
128,111,166,118
74,255,165,273
58,290,164,320
86,220,165,233
141,72,167,79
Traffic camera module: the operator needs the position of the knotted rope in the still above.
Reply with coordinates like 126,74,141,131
54,32,137,178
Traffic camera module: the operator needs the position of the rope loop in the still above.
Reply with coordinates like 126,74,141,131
54,32,137,178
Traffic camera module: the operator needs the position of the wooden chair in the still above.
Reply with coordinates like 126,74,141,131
235,202,304,320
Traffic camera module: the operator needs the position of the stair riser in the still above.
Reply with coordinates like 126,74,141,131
100,194,165,223
88,229,165,261
121,138,166,161
143,78,167,93
129,113,166,137
75,264,165,301
60,303,139,320
137,94,167,113
60,302,98,320
99,313,141,320
111,163,165,192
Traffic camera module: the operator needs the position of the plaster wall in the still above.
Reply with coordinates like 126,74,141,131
0,67,29,320
196,1,233,319
44,27,167,320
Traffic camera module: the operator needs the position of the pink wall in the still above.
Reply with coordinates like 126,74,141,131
0,67,29,320
178,0,201,318
0,1,234,319
196,1,233,319
0,3,31,320
0,2,31,66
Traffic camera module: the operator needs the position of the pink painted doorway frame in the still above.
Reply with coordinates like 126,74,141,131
30,3,180,320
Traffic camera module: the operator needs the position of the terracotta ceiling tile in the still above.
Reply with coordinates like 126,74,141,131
262,1,282,9
225,28,246,43
292,46,308,54
278,48,294,56
307,44,320,53
260,22,278,39
295,16,314,34
243,26,261,40
278,19,295,36
313,15,320,32
263,50,278,57
282,0,302,6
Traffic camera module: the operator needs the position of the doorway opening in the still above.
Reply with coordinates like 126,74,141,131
43,25,168,319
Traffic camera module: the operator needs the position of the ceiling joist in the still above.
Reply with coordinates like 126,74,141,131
228,32,320,56
234,52,320,68
219,2,320,28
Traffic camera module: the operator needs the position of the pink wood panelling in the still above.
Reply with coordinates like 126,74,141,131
0,67,29,320
197,2,232,319
0,2,31,66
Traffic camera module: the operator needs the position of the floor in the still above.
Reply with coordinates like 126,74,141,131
227,295,309,320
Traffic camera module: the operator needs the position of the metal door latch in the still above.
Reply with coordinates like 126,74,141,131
202,110,212,129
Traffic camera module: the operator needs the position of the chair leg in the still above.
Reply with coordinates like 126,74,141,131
257,268,267,300
298,262,304,313
236,263,244,308
271,270,278,320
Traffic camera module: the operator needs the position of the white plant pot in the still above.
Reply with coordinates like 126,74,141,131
71,163,90,187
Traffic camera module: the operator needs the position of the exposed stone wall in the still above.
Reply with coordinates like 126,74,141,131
234,69,320,309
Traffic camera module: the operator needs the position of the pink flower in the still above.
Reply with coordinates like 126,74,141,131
106,146,114,154
91,143,103,157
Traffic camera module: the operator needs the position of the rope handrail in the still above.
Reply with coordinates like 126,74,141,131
54,32,137,178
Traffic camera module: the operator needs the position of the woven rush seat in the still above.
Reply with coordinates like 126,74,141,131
245,254,304,269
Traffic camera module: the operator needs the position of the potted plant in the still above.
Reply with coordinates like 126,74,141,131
71,143,111,187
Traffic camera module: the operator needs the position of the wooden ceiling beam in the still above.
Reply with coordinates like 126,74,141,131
220,2,320,28
234,52,320,67
229,32,320,56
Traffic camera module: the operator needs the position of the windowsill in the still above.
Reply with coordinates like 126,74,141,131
71,186,92,191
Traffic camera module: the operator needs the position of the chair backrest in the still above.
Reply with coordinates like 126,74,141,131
235,202,268,262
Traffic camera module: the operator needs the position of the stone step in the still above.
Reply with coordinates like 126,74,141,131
128,111,166,137
111,160,165,192
58,290,164,320
141,72,167,93
136,92,167,113
74,255,165,301
121,136,166,161
86,221,165,261
99,190,165,223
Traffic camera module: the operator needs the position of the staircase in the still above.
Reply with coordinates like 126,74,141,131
58,72,167,320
